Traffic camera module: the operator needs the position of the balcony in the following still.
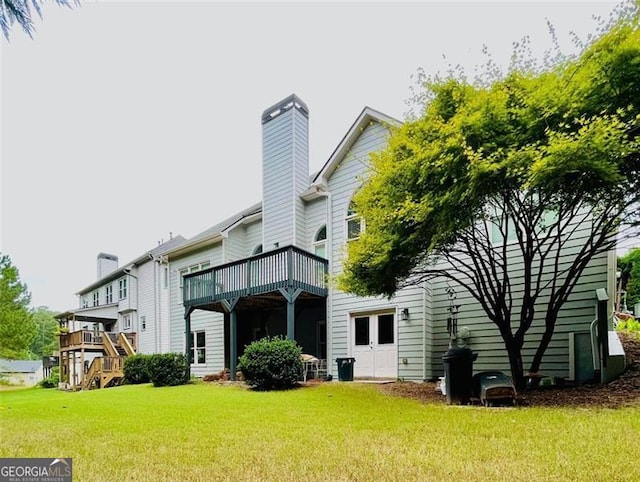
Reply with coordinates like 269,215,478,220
183,245,328,309
59,330,137,352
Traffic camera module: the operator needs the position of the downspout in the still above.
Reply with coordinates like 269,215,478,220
316,186,332,370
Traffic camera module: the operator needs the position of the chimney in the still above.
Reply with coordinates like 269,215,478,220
97,253,118,279
261,94,309,249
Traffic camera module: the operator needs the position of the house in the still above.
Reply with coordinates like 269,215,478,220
56,236,185,389
164,94,616,382
58,94,617,387
0,359,44,387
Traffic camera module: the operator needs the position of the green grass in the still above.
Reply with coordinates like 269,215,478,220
1,383,639,481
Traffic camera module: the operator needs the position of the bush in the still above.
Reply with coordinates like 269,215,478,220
147,353,189,387
238,336,303,391
616,316,640,336
123,354,152,384
39,366,59,389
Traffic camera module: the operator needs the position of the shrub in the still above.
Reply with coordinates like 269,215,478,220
123,354,152,384
616,316,640,336
39,367,59,389
238,336,303,391
147,353,189,387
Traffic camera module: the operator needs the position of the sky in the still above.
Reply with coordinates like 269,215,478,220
1,0,624,312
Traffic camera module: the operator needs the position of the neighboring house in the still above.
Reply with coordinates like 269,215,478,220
165,94,616,382
56,236,186,389
0,359,43,387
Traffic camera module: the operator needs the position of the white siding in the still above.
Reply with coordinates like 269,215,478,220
244,220,263,256
429,222,610,379
169,244,225,376
325,121,429,379
262,105,309,250
305,198,327,253
136,260,156,354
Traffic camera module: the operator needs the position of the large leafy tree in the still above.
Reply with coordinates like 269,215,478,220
30,306,59,358
0,254,37,359
1,0,78,40
339,5,640,389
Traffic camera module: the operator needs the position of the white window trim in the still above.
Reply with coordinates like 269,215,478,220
105,284,113,304
191,330,206,365
179,261,211,301
118,278,128,300
92,291,100,307
122,314,131,330
313,225,327,258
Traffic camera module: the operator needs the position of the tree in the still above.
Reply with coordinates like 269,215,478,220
0,254,37,359
30,306,59,359
618,248,640,309
339,5,640,389
1,0,79,40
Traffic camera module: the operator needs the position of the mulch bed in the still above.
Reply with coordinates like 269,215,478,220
378,332,640,409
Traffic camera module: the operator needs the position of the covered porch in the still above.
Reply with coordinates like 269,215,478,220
182,245,328,380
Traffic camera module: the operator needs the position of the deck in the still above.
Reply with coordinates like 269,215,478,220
182,245,328,310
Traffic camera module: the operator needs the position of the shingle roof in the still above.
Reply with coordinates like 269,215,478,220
0,359,43,373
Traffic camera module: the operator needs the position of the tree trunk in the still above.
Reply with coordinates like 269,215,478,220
503,336,526,391
528,314,557,374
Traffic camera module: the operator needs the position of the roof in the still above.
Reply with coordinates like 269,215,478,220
164,105,399,258
311,106,401,185
0,359,43,373
76,235,187,295
165,202,262,259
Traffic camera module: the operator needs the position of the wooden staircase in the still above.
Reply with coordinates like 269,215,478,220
82,356,124,389
82,333,136,390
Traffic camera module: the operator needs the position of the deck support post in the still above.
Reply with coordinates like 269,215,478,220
184,308,194,378
279,287,303,340
221,298,241,381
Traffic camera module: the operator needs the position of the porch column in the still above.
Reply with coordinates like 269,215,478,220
184,308,193,378
279,287,303,340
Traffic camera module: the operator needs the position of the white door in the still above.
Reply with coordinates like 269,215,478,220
351,313,397,378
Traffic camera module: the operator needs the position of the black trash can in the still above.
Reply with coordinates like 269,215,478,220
442,347,478,405
336,357,355,381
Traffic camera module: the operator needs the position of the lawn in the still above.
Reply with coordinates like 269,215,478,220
1,383,638,481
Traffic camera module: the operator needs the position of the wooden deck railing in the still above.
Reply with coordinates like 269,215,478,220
59,330,137,351
183,245,328,307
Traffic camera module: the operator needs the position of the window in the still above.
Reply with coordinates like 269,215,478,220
118,278,128,300
354,316,370,346
105,284,113,304
122,314,131,330
92,291,99,307
313,225,327,258
81,297,88,309
163,267,169,289
346,201,363,241
490,217,517,246
252,244,263,255
190,331,206,365
141,316,146,331
378,314,395,345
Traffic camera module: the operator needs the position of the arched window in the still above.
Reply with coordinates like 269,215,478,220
252,244,263,255
345,201,363,241
313,225,327,258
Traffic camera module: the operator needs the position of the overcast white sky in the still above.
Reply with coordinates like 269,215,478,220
1,0,621,311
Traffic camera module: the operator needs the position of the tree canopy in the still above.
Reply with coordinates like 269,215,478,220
339,3,640,387
0,254,36,359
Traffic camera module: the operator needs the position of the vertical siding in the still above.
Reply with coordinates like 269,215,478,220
262,106,309,250
429,222,610,379
169,244,225,376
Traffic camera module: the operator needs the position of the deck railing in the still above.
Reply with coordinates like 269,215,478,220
59,330,136,350
183,245,328,307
